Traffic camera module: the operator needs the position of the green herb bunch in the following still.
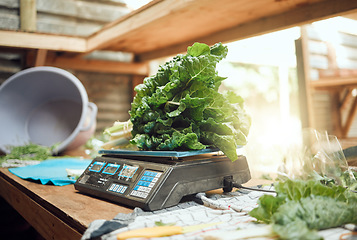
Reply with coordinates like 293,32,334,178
0,143,52,161
129,42,251,161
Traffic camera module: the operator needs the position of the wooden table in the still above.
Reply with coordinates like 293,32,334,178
0,167,271,240
0,168,133,240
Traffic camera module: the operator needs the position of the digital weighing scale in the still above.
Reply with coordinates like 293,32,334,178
74,149,251,211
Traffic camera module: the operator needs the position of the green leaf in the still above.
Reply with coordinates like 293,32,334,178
272,196,357,239
187,42,210,57
249,195,286,224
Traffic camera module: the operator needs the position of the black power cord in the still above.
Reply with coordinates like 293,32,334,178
223,176,276,193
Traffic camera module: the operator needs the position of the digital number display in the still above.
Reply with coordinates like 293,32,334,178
118,164,139,179
103,163,120,175
89,161,105,172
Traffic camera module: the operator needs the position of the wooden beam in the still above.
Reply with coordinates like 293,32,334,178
86,0,175,52
0,30,87,52
331,92,343,138
342,96,357,137
137,0,357,61
295,31,315,129
34,49,48,66
131,75,145,99
20,0,36,32
309,76,357,89
46,57,149,75
340,88,353,111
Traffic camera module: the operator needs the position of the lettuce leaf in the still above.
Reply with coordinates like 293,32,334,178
249,179,357,240
129,42,250,161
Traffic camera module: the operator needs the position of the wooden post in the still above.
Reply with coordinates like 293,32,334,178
295,34,314,129
34,49,48,66
131,75,146,99
20,0,37,32
331,91,342,138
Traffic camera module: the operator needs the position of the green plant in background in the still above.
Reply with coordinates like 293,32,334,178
0,143,52,162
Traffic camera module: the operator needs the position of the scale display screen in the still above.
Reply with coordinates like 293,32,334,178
103,163,120,175
118,164,139,179
89,161,105,172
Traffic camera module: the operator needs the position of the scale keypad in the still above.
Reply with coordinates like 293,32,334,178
130,170,162,199
107,183,128,194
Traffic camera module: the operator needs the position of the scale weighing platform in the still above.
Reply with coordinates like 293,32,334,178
74,149,251,211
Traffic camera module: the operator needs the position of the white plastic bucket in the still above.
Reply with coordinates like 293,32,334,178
0,66,97,154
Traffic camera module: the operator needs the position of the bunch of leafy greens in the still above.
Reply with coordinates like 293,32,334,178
129,42,250,161
249,179,357,240
0,143,52,161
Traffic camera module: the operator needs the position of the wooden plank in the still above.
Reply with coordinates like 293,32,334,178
134,0,357,61
0,170,82,240
131,75,145,98
310,76,357,89
36,0,129,23
0,168,133,229
343,96,357,137
295,30,315,129
331,92,343,137
88,0,317,53
46,57,149,75
34,48,47,66
0,30,87,52
20,0,36,32
340,88,353,111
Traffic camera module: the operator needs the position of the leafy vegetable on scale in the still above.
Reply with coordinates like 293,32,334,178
129,42,250,161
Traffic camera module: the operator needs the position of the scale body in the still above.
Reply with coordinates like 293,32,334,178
74,149,251,211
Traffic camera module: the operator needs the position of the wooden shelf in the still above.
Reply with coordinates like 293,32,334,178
1,0,357,62
310,76,357,90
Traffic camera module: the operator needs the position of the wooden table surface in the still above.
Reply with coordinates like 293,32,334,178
0,168,133,240
0,166,271,240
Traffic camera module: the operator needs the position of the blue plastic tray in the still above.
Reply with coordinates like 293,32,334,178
98,148,219,158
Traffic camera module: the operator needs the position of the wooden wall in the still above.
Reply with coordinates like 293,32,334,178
0,0,130,36
297,22,357,144
74,71,132,134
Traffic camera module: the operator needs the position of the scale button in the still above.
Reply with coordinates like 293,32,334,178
109,184,116,191
152,177,158,183
120,186,127,193
149,182,155,188
117,185,123,192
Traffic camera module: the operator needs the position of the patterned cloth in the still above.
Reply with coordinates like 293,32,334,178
81,186,352,240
